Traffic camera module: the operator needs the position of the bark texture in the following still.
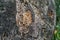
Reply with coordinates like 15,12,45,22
16,0,56,40
0,0,56,40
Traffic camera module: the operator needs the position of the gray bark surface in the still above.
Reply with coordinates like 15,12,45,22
0,0,56,40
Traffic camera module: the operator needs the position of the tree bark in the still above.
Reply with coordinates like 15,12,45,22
16,0,56,40
0,0,56,40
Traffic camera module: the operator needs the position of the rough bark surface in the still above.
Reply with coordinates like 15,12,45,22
0,0,56,40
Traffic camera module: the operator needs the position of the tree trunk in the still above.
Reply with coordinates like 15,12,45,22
0,0,56,40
